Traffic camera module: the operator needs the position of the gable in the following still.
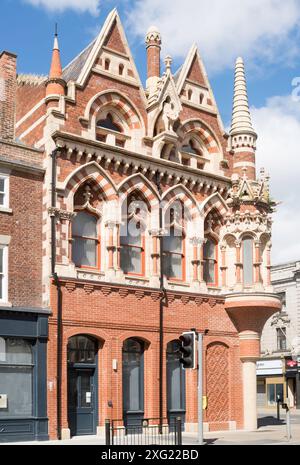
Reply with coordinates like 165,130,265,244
103,19,127,55
186,55,206,87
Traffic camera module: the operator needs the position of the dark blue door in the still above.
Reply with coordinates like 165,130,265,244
67,335,98,436
167,340,186,430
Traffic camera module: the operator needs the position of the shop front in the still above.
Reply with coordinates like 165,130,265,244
0,308,49,442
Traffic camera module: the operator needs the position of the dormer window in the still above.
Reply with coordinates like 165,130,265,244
188,89,193,100
104,58,110,71
97,113,123,133
199,93,204,104
119,63,124,76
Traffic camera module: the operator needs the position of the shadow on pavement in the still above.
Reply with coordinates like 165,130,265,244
258,416,285,427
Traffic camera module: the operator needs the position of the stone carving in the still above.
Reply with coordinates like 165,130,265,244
162,96,180,132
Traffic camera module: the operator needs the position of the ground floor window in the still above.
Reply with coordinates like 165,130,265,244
267,383,284,406
0,338,33,418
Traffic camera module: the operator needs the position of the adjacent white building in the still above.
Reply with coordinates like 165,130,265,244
257,260,300,409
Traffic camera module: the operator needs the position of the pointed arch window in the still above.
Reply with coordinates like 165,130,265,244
72,211,100,269
97,113,123,133
243,236,254,286
163,206,185,281
120,194,147,276
203,237,218,286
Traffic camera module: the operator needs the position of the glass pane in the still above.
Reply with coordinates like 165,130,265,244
80,373,92,408
120,246,141,274
5,339,32,365
67,336,96,364
0,276,2,301
123,339,143,413
0,193,4,206
163,230,183,253
72,212,97,238
243,238,253,285
267,384,275,405
72,238,97,267
0,366,33,417
163,254,182,279
276,384,284,403
204,260,215,284
121,223,142,246
204,239,215,260
0,178,4,193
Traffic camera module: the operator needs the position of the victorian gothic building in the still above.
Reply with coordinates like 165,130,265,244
0,9,281,441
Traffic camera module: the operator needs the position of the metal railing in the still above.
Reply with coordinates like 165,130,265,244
105,417,182,446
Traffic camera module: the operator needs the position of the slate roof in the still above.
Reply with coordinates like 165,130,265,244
62,39,96,82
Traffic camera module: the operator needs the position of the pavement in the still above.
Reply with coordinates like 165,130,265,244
1,408,300,446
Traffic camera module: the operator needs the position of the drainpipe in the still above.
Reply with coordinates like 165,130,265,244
154,171,165,433
50,148,63,440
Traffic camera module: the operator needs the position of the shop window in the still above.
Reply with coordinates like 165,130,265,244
72,211,99,269
0,338,33,418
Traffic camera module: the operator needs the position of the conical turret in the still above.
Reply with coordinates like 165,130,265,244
46,27,65,97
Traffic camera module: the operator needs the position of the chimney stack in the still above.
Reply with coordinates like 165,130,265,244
145,26,161,93
0,51,17,141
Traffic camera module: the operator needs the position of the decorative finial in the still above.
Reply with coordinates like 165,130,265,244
230,57,255,135
164,55,172,73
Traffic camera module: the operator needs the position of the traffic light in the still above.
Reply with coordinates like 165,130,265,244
179,331,196,369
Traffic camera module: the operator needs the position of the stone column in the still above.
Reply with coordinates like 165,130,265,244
239,331,260,431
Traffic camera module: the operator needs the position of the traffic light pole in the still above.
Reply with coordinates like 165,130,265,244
198,332,203,445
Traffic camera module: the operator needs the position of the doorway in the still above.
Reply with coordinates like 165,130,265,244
67,335,98,436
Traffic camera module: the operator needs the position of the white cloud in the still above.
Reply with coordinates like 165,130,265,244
126,0,300,72
252,95,300,264
24,0,100,15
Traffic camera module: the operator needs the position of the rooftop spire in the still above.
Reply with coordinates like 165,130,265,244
230,57,255,135
46,24,65,97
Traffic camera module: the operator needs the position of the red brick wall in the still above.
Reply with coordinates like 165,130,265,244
47,281,243,439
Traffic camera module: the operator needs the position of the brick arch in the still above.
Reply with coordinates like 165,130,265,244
65,162,117,201
201,192,228,221
118,174,160,210
86,91,143,131
178,119,220,154
162,185,200,221
206,342,230,424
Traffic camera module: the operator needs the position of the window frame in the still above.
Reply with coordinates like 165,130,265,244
120,220,146,277
163,226,186,282
71,210,101,271
0,244,8,303
276,327,287,352
0,174,9,209
242,236,254,286
203,236,218,287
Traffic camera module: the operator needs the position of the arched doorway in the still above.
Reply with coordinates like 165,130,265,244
67,335,98,436
167,340,186,429
122,338,144,427
206,343,229,424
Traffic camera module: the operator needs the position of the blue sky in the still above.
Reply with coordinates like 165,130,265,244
1,0,300,263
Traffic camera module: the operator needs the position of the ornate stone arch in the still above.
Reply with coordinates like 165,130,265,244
178,119,222,155
162,184,201,221
200,192,228,220
83,90,145,132
117,173,160,210
63,162,117,203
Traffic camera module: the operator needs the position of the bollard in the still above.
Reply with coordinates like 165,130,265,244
105,419,111,445
177,417,182,445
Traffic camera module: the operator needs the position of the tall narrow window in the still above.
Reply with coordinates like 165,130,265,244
72,211,99,268
119,63,124,76
188,89,193,100
104,58,110,71
243,237,253,285
163,226,185,281
120,196,146,276
0,246,8,302
203,238,217,286
277,328,287,351
0,175,8,208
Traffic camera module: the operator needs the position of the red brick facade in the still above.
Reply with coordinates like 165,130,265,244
6,9,281,440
